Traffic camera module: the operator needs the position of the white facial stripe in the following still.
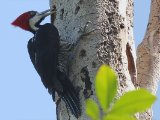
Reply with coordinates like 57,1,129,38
29,13,41,31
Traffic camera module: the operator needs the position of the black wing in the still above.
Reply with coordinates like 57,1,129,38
27,23,62,92
27,38,36,68
34,23,61,91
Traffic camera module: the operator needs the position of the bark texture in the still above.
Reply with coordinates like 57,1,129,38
137,0,160,119
49,0,137,120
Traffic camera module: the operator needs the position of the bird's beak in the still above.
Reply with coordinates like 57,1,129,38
39,9,56,18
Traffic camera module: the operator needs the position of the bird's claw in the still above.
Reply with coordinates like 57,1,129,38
79,21,92,32
78,21,98,38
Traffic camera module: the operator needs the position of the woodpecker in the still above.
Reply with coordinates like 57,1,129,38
12,9,81,118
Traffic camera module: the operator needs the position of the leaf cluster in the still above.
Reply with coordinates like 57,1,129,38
86,65,156,120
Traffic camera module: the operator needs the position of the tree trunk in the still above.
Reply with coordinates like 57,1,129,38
137,0,160,119
49,0,159,120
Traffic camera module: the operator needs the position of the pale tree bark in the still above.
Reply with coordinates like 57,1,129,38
49,0,159,120
137,0,160,119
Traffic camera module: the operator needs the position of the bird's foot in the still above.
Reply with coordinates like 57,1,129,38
78,21,96,38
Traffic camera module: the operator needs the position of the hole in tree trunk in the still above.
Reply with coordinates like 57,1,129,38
126,43,137,86
60,8,64,20
75,6,80,15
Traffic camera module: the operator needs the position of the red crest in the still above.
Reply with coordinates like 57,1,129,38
12,12,32,31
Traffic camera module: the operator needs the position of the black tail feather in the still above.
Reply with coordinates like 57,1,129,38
56,70,81,118
62,91,81,118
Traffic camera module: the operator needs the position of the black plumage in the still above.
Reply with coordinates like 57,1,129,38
27,23,80,118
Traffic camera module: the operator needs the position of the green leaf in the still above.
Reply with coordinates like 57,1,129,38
103,114,136,120
95,65,117,112
86,99,100,120
109,89,156,115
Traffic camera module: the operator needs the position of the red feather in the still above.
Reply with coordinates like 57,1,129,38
12,12,31,31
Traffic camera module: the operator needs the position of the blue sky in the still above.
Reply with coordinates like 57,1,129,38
0,0,159,120
1,1,56,120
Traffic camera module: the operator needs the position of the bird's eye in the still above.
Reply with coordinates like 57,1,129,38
30,11,36,16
